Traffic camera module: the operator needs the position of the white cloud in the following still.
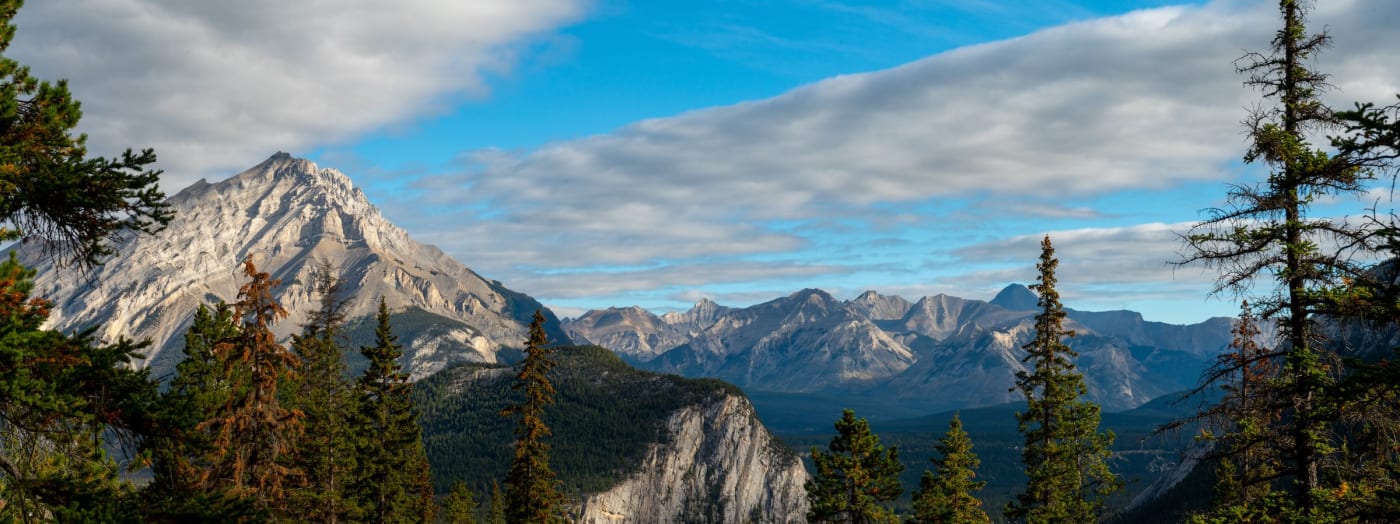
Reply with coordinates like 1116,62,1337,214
8,0,590,189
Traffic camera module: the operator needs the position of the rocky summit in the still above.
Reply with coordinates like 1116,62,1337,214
13,152,568,380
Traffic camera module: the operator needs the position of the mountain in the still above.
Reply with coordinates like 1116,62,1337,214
13,152,568,380
413,346,808,523
565,284,1233,412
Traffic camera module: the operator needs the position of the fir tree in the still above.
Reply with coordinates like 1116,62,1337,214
0,253,161,520
201,256,303,513
501,310,565,524
1005,236,1120,523
805,408,904,524
286,266,358,523
911,413,989,524
349,297,435,523
440,481,478,524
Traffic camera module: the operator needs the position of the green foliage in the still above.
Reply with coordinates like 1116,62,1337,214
487,482,506,524
1178,1,1400,517
911,413,989,523
502,310,565,523
440,481,478,524
144,303,245,500
0,251,171,520
805,409,904,524
0,0,171,267
348,297,435,523
1006,236,1121,523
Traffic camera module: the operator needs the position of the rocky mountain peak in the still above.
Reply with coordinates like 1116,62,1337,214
18,153,565,379
991,283,1039,311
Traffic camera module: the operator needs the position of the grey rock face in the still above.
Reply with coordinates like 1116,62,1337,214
578,395,809,524
16,152,565,379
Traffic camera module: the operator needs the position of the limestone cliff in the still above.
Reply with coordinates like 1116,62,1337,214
578,394,808,524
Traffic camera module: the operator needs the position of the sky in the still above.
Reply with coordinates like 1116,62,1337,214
11,0,1400,324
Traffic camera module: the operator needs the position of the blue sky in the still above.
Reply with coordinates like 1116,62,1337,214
13,0,1400,323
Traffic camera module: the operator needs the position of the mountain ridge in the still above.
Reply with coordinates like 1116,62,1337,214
565,284,1233,412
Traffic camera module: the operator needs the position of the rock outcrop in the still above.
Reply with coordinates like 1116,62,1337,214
578,395,808,524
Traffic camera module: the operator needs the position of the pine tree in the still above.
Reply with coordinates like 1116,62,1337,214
349,297,435,523
805,408,904,524
501,310,565,524
201,256,303,513
440,481,478,524
911,413,989,524
1179,0,1377,515
0,0,171,517
286,265,358,523
1005,236,1120,523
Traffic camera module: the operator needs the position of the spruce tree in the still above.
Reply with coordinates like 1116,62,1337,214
1005,236,1120,523
0,253,161,520
286,266,358,523
805,408,904,524
147,303,242,493
501,310,565,524
911,413,990,524
349,297,435,523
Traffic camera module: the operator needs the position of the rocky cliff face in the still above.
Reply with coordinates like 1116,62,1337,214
14,152,567,379
565,284,1232,411
578,395,808,524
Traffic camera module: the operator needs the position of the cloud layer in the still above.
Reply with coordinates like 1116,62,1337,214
379,0,1399,317
9,0,589,187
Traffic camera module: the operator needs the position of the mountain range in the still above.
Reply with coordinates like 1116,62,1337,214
565,285,1237,413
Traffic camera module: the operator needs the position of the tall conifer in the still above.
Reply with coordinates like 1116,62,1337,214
349,297,435,523
1005,236,1120,523
501,310,565,523
805,409,904,524
286,266,358,522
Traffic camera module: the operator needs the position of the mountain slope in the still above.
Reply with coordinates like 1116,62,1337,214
15,153,567,379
